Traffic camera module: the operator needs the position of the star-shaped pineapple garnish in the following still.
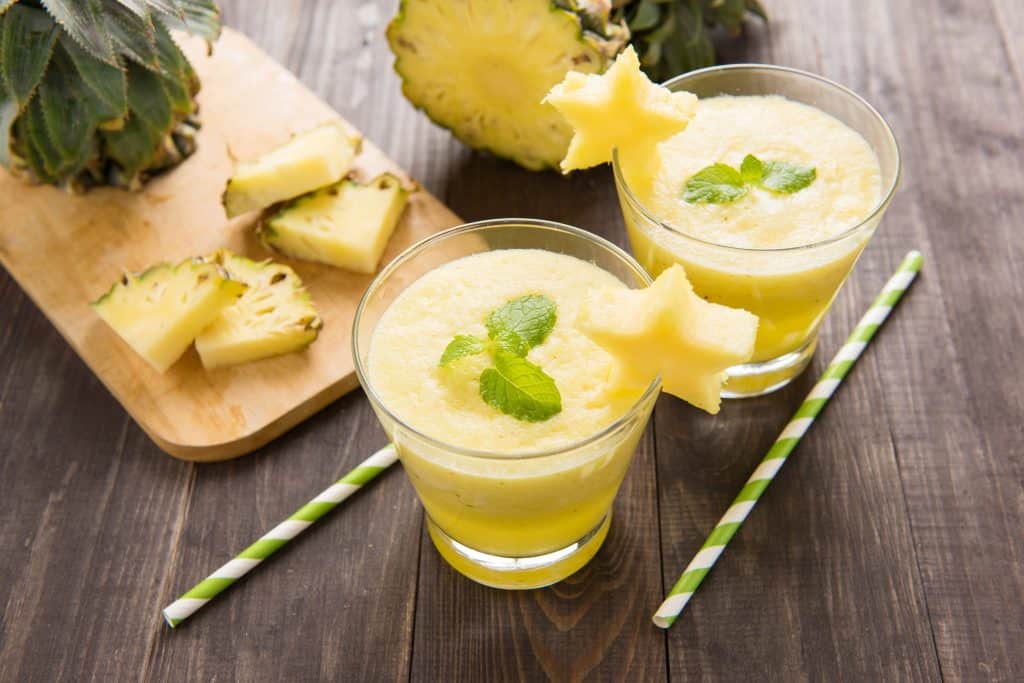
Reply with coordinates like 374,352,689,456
544,46,697,173
579,264,758,414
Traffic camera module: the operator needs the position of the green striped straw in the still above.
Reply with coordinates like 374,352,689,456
653,250,923,629
162,444,398,628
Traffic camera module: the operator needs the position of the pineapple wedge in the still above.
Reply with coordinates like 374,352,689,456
195,251,323,369
92,259,247,373
222,123,362,218
260,173,408,274
579,264,758,414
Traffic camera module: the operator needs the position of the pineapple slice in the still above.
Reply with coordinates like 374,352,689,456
194,251,323,369
260,173,408,274
386,0,628,171
579,264,758,414
222,123,362,218
544,46,697,183
92,259,247,373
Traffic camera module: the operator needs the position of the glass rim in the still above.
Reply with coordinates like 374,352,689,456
611,62,902,254
352,217,662,461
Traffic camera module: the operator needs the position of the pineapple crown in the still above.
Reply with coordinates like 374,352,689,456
0,0,222,191
613,0,766,81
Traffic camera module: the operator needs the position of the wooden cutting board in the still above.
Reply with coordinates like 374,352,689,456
0,29,461,462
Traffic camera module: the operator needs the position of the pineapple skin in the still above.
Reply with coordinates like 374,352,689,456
92,259,246,373
194,251,323,369
222,123,362,218
260,173,408,275
386,0,628,171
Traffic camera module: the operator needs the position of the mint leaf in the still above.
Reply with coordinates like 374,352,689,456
740,154,763,184
485,294,556,356
759,160,816,194
682,163,747,204
479,351,562,422
439,335,486,366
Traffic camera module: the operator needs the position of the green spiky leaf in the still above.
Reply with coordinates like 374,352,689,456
0,5,59,109
61,35,128,127
0,84,17,167
101,60,172,180
37,44,98,177
105,1,162,73
161,0,220,44
152,20,197,115
23,96,63,180
39,0,118,66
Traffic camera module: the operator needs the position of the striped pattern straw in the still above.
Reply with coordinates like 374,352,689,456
653,250,923,629
162,444,398,628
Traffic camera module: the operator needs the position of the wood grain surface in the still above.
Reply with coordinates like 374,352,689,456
0,28,460,462
1,0,1022,681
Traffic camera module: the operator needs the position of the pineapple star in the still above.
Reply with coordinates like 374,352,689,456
544,46,698,172
579,265,758,414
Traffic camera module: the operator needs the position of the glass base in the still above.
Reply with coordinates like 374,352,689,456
426,513,612,590
722,335,818,398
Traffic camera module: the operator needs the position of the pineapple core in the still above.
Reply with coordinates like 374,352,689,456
222,122,361,218
543,46,697,176
579,264,758,414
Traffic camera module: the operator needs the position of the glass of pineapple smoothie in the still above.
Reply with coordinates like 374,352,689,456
353,219,660,589
613,65,900,396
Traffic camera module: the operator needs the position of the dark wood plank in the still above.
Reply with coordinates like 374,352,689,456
861,0,1024,678
657,1,943,679
0,271,194,682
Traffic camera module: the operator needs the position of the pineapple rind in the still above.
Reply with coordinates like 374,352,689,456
222,123,362,218
387,0,627,171
194,250,323,369
260,173,408,274
92,259,247,373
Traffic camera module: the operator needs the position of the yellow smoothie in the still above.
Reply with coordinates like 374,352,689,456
366,249,656,587
622,95,883,364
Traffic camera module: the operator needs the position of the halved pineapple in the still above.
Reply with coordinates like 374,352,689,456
194,251,323,369
387,0,628,171
222,123,362,218
92,259,247,373
259,173,408,274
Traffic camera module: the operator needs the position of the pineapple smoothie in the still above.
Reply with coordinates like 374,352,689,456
365,247,656,587
623,94,883,364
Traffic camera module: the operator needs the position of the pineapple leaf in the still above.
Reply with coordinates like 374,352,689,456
161,0,221,45
0,87,17,167
23,96,64,179
40,0,118,67
61,35,129,127
113,0,153,20
37,44,98,177
152,20,197,115
0,5,59,110
106,1,163,73
102,61,172,180
15,114,57,183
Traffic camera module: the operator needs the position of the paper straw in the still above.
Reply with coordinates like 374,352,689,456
653,250,923,629
162,444,398,628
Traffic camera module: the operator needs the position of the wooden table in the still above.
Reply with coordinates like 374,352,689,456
2,1,1021,680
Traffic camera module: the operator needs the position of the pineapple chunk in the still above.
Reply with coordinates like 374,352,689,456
260,173,408,274
222,123,362,218
579,264,758,414
92,259,247,373
195,251,323,369
544,46,697,176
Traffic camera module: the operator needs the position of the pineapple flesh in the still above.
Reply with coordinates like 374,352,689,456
92,259,246,373
195,251,323,369
387,0,628,171
0,0,221,192
222,123,362,218
260,173,408,274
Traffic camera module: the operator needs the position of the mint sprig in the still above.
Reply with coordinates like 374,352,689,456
479,351,562,422
438,294,562,422
439,335,486,366
684,154,817,204
682,163,748,204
